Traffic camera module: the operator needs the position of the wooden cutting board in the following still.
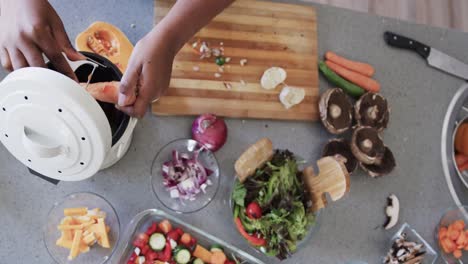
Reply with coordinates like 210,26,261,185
153,0,319,121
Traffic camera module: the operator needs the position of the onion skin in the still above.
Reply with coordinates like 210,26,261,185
191,113,227,152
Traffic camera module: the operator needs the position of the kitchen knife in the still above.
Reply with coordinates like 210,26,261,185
384,31,468,80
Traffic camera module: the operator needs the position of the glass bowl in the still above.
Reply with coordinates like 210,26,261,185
436,206,468,264
383,223,437,264
151,139,220,214
44,192,120,264
228,176,320,261
113,208,265,263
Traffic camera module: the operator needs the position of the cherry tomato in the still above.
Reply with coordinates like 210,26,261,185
132,233,149,248
246,202,262,219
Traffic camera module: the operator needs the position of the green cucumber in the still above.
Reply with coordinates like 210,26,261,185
318,61,365,98
193,258,204,264
174,248,191,264
210,244,224,253
149,233,166,251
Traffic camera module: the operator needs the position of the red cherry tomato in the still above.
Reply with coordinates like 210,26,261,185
246,202,262,219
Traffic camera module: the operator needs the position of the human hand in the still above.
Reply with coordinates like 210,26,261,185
0,0,84,80
117,29,176,118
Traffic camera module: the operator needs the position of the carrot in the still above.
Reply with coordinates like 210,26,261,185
454,220,466,231
457,230,467,246
442,238,456,253
325,60,380,92
448,227,461,240
439,227,448,240
158,220,172,234
454,249,463,259
325,51,375,77
210,251,227,264
180,233,192,245
193,245,213,263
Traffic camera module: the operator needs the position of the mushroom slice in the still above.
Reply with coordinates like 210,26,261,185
360,146,396,177
383,194,400,230
260,67,287,90
322,139,358,174
319,88,353,134
279,86,305,109
355,92,390,132
351,126,385,164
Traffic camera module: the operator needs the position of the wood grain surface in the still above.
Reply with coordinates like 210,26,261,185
153,0,319,121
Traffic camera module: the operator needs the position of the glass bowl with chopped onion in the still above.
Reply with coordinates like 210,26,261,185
151,139,220,214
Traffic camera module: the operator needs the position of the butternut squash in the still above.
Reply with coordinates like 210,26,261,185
75,21,133,72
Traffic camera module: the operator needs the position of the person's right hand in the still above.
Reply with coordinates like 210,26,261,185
0,0,84,80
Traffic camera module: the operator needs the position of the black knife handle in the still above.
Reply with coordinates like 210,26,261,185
384,31,431,59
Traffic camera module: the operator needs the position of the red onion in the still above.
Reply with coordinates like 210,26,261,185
191,114,227,152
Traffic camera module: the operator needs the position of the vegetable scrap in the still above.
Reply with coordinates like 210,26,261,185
438,219,468,259
384,232,426,264
383,194,400,230
162,149,213,201
56,207,111,260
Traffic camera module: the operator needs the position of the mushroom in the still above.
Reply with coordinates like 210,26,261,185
360,146,396,177
383,194,400,230
355,92,390,132
351,126,385,164
322,139,358,174
319,88,353,134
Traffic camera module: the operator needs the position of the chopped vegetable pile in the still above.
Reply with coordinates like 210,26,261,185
438,219,468,259
128,219,240,264
162,150,213,201
384,231,426,264
232,150,314,260
55,207,111,260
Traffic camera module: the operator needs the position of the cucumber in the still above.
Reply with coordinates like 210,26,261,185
174,248,191,264
149,233,166,251
210,244,224,253
193,258,204,264
318,61,365,98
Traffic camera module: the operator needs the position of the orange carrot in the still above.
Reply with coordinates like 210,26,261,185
158,220,172,234
439,227,448,240
454,220,466,231
325,51,375,77
442,238,456,253
193,245,212,263
180,233,192,245
210,251,227,264
325,60,380,92
448,228,460,240
456,230,467,246
454,249,463,259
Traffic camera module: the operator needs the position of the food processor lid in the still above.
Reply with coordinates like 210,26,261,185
0,67,112,181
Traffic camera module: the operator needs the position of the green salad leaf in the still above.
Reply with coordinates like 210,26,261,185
232,150,314,260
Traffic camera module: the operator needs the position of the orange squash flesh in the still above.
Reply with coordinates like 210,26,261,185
75,21,133,72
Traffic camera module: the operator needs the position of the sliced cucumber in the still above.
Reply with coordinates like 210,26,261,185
174,248,191,264
210,244,224,253
193,258,204,264
149,233,166,251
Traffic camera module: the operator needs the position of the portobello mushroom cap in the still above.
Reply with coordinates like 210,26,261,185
319,88,353,134
355,92,390,132
322,138,358,174
351,126,385,165
360,146,396,177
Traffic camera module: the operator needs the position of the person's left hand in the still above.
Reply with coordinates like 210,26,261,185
116,29,176,118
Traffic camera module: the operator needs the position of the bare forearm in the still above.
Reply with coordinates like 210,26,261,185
153,0,234,53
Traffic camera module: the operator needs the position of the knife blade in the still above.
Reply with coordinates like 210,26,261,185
384,31,468,80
